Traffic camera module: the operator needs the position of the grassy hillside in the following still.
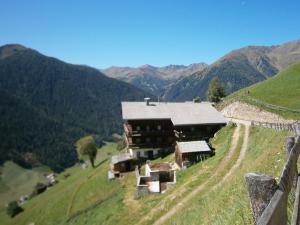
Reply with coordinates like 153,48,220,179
0,126,234,225
166,127,292,224
0,162,51,210
0,126,292,225
221,62,300,119
0,143,122,225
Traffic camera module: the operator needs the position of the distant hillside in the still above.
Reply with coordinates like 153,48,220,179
102,63,207,96
163,40,300,101
0,44,151,171
221,62,300,119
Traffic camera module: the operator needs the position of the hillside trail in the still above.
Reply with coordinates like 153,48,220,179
212,122,250,191
221,101,296,124
138,123,245,225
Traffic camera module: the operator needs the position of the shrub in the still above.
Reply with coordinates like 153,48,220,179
207,77,226,103
117,137,126,151
76,136,98,168
30,182,47,198
6,201,23,218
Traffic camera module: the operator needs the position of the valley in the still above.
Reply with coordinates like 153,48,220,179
1,41,300,225
2,1,300,224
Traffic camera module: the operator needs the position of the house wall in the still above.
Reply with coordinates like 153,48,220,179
125,119,175,149
181,152,211,168
175,145,183,167
113,160,137,173
130,148,170,160
174,124,225,141
124,119,225,160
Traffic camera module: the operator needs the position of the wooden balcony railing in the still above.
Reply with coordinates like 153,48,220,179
124,124,174,136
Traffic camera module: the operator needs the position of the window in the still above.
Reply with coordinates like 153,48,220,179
146,125,150,131
157,125,162,131
146,137,151,143
136,151,141,158
136,126,141,131
157,137,162,143
136,138,141,143
190,127,195,132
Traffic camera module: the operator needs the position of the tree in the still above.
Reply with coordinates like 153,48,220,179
193,96,201,103
207,77,226,103
6,201,23,218
76,136,98,168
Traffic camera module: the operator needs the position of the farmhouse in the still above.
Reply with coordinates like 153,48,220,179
121,98,226,162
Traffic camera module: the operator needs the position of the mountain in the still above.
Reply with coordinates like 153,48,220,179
163,40,300,101
102,63,207,96
0,44,151,172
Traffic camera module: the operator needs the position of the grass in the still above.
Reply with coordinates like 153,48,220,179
0,161,51,210
68,125,236,225
165,127,292,225
0,125,234,225
0,143,122,225
219,62,300,119
0,125,294,225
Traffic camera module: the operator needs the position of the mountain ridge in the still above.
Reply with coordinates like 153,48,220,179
0,44,152,171
102,62,208,96
163,39,300,100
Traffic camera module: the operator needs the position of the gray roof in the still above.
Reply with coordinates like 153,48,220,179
177,141,211,153
111,153,135,164
121,101,226,126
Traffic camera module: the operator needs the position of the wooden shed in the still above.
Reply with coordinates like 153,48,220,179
110,153,138,174
175,141,213,168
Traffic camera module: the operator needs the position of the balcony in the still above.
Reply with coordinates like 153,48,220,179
128,143,171,149
124,123,174,137
174,130,209,141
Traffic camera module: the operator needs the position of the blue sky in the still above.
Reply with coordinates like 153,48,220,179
1,0,300,68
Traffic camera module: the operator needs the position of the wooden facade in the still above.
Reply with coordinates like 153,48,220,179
111,159,138,173
124,119,224,160
174,124,224,142
122,101,226,161
175,141,214,168
124,119,175,159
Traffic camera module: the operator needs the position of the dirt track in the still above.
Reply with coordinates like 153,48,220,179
148,123,249,225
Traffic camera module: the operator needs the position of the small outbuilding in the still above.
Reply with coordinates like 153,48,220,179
136,162,176,196
175,140,213,168
109,153,138,179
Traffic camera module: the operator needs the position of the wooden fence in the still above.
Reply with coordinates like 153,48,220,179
251,121,296,132
245,123,300,225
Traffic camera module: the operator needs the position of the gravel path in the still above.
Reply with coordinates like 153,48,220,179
222,101,295,124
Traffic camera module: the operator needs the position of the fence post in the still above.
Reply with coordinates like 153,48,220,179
245,173,278,224
292,175,300,225
286,137,297,187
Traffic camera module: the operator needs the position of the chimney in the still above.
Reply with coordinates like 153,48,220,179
144,97,151,106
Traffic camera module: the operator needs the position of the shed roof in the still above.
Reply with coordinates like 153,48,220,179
121,101,226,126
177,141,211,153
111,153,135,164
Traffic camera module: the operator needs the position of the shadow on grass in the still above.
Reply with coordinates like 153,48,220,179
94,158,109,168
